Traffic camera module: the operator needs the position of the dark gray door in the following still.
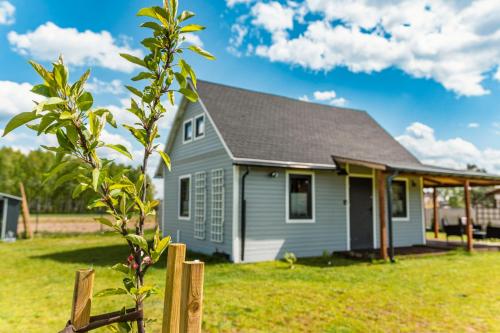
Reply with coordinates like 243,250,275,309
349,177,373,250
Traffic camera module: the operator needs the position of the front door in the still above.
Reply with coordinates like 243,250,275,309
349,177,373,250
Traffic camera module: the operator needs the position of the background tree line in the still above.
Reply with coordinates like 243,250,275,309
0,147,155,213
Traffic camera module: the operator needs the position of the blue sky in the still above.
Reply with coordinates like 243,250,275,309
1,0,500,193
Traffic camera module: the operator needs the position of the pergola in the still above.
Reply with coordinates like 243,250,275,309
336,157,500,261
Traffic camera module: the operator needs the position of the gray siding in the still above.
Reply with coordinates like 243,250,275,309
243,167,348,262
162,101,233,257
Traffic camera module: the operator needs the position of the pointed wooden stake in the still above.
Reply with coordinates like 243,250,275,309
19,182,32,239
162,243,186,333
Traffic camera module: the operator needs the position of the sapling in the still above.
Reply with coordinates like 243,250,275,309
2,1,214,332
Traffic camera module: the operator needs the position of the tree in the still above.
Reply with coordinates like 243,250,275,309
2,1,214,331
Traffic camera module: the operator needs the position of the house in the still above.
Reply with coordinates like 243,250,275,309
0,192,21,241
155,80,500,263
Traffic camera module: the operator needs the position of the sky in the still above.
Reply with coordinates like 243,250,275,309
1,0,500,197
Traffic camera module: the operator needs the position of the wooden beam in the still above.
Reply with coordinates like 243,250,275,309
433,188,439,239
19,182,32,239
71,269,95,330
464,180,473,252
376,170,388,260
180,261,204,333
162,243,186,333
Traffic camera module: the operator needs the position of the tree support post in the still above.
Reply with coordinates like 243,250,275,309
376,170,388,260
71,269,95,330
433,187,439,239
464,180,473,252
19,182,32,239
180,261,205,333
162,243,186,333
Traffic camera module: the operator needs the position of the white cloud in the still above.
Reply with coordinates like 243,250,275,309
0,81,41,116
231,0,500,96
397,122,500,174
86,78,124,95
8,22,143,73
301,89,348,106
0,1,14,25
251,2,294,40
182,33,204,47
467,122,480,128
227,0,253,8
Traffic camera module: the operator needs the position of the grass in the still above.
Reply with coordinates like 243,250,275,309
1,233,499,332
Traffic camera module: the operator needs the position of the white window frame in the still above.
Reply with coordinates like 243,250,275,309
194,114,205,140
210,169,225,243
178,174,191,220
194,171,206,239
286,170,316,224
392,178,410,222
182,118,193,144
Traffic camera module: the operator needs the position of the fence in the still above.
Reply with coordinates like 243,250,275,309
60,243,204,333
425,207,500,229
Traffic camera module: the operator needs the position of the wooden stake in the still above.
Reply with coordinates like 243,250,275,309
162,243,186,333
19,182,32,239
433,187,439,239
376,170,388,260
464,180,473,252
180,261,204,333
71,269,95,330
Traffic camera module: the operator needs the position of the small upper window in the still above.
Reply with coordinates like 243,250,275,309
288,173,314,222
179,176,191,219
195,115,205,138
183,120,193,143
391,180,408,219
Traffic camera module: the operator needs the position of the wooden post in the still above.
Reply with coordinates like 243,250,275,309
71,269,95,330
180,261,205,333
162,243,186,333
19,182,32,239
376,170,388,260
433,187,439,239
464,180,473,252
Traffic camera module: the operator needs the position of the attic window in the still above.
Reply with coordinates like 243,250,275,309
195,115,205,139
183,119,193,143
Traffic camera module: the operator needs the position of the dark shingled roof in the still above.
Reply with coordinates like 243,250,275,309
197,80,422,168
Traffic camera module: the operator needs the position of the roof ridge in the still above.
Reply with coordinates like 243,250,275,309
197,79,367,114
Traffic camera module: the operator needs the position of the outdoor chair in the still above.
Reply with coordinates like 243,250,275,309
486,225,500,239
442,218,464,242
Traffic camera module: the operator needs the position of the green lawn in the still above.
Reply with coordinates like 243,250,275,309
1,233,499,332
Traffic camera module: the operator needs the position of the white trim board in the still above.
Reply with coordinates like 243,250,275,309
193,114,206,140
232,165,241,263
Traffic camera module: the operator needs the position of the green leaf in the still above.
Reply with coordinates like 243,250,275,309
92,168,100,191
180,24,205,33
170,0,178,18
94,217,114,228
168,91,175,105
3,112,39,136
45,97,65,105
119,53,146,68
124,234,149,252
155,235,171,255
105,144,132,159
178,10,195,22
125,85,143,98
156,149,171,171
188,45,216,60
59,111,73,120
31,84,52,97
179,59,197,88
111,263,130,275
77,92,93,111
29,60,54,85
179,88,198,102
141,21,163,31
132,72,154,81
174,72,187,88
136,7,158,19
72,183,89,198
95,288,128,297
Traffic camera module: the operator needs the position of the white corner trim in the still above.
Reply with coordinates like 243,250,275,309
178,174,191,221
420,176,427,245
193,114,205,140
193,85,235,160
182,118,193,144
392,177,410,222
285,169,316,224
232,165,241,263
345,164,351,251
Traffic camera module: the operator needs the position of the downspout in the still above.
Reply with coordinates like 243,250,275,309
386,170,399,263
240,167,250,262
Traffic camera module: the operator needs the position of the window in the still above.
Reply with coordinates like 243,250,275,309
391,180,408,219
287,171,315,223
194,115,205,139
178,175,191,219
194,172,206,239
183,119,193,143
210,169,225,243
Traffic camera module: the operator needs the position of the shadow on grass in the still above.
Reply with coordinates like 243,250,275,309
295,254,371,268
32,243,231,267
